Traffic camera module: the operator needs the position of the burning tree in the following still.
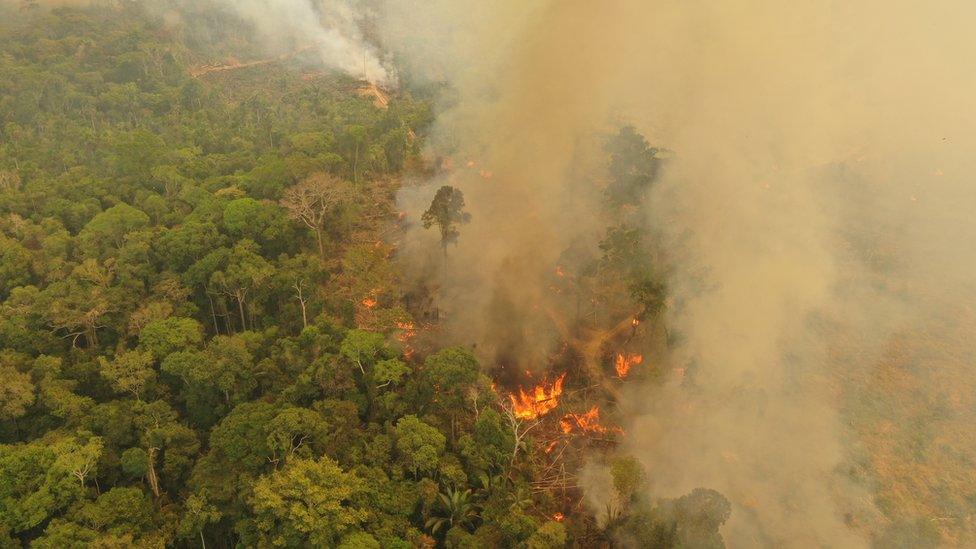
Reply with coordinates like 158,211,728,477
422,185,471,256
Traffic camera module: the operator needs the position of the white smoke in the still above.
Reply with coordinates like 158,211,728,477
220,0,395,86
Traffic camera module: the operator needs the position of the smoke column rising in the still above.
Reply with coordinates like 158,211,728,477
216,0,395,85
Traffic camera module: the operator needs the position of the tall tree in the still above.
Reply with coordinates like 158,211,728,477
421,186,470,256
209,241,274,332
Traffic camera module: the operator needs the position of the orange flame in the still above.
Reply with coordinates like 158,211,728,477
553,512,565,522
632,317,640,327
614,353,642,378
544,440,559,454
555,265,565,278
361,297,378,309
560,405,615,435
508,373,566,420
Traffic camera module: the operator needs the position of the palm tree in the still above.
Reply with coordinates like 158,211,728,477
425,487,479,534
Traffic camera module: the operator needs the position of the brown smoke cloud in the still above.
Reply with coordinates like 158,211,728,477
382,0,976,546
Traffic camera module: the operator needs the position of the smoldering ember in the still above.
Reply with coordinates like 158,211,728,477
1,1,974,548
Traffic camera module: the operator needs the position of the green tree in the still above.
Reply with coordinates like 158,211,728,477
265,407,331,464
394,415,445,477
0,363,34,421
526,520,567,549
0,235,32,299
209,240,274,332
222,197,289,247
0,439,85,534
420,347,483,420
178,493,221,549
340,329,389,376
77,203,149,257
138,316,204,361
98,349,155,400
245,457,368,547
339,531,381,549
425,487,479,535
611,455,647,508
68,486,154,539
155,220,225,272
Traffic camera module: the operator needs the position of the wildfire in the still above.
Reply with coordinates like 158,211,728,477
614,353,642,378
553,512,565,522
361,296,378,309
544,440,559,454
632,317,640,327
508,373,566,420
555,265,565,278
560,405,611,435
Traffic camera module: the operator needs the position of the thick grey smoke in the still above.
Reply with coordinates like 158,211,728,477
380,0,976,546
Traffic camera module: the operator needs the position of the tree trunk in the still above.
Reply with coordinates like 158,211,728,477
87,323,99,348
207,294,220,335
353,143,360,183
315,228,325,258
236,295,247,332
147,447,161,499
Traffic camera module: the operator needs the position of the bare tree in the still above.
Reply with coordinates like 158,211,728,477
294,279,310,328
501,403,543,468
280,173,352,258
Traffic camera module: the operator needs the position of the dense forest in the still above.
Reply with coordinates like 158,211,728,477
0,4,735,547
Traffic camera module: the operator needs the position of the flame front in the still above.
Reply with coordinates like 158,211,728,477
508,373,566,420
614,353,642,378
361,296,378,309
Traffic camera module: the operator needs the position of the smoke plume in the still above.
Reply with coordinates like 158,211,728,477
219,0,394,85
381,0,976,546
146,0,395,85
